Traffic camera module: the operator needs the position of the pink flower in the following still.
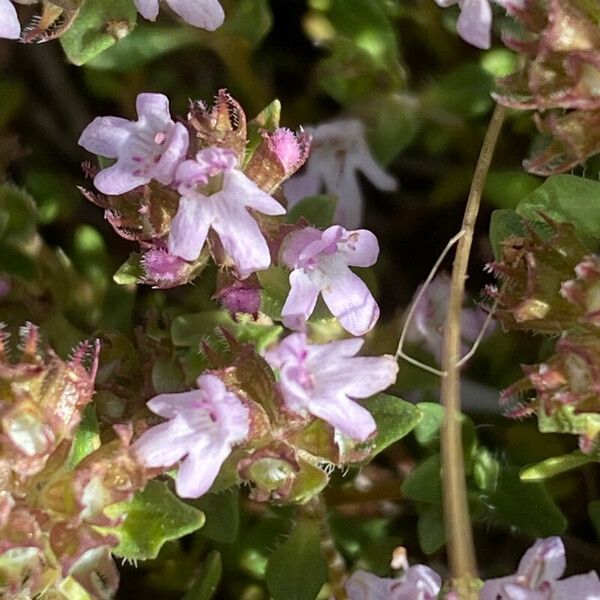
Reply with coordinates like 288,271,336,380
78,93,189,195
434,0,523,49
280,225,380,336
134,0,224,30
480,537,600,600
405,274,488,364
132,374,249,498
283,119,396,229
0,0,19,39
435,0,493,49
168,147,286,279
265,333,398,442
345,567,441,600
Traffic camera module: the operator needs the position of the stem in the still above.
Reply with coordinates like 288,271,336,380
440,103,505,588
303,496,348,600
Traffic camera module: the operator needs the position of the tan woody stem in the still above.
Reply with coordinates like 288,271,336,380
440,103,506,591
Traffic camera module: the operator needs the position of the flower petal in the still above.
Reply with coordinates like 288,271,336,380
78,117,132,158
345,570,392,600
225,170,286,216
308,393,376,442
321,266,380,336
518,537,565,584
211,201,272,278
337,228,379,268
175,442,230,498
326,356,398,399
166,0,225,30
153,122,190,185
552,572,600,600
136,92,171,123
134,0,159,20
281,270,321,331
168,194,212,261
132,417,195,468
93,162,149,195
456,0,492,49
0,0,20,39
146,390,200,419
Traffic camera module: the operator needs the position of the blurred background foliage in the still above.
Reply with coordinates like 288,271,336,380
0,1,599,598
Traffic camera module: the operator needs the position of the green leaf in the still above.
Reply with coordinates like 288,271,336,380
245,99,282,164
401,454,442,504
67,405,100,468
86,25,198,71
181,551,222,600
424,64,493,119
107,481,205,560
417,504,445,555
487,467,567,537
193,488,240,544
219,0,273,47
265,518,327,600
171,311,281,352
286,195,337,229
0,242,36,279
152,357,186,394
113,253,144,285
258,266,291,320
60,0,137,66
489,209,526,260
360,394,421,459
412,403,477,463
520,452,595,482
515,175,600,247
589,500,600,540
484,170,541,210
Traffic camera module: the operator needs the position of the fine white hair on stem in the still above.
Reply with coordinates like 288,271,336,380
395,230,466,377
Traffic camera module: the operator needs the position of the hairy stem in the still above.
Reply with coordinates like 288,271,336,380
304,495,348,600
440,103,506,589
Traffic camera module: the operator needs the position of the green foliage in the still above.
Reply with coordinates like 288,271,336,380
66,405,100,468
107,481,205,560
60,0,137,65
309,0,405,105
113,254,145,285
87,25,198,71
193,488,240,544
487,467,567,537
423,64,493,119
265,517,327,600
182,551,222,600
402,407,566,553
286,195,338,229
171,311,282,352
520,452,595,482
515,175,600,247
360,394,422,459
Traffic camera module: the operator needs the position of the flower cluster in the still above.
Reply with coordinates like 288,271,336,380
486,218,600,452
80,90,400,507
345,538,600,599
0,0,225,42
492,0,600,175
133,330,398,503
79,91,309,289
0,324,155,598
